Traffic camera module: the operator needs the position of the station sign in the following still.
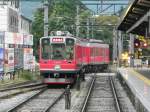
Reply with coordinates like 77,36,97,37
4,48,14,72
23,48,33,70
14,33,23,45
4,32,24,45
23,34,33,45
52,38,64,43
5,32,14,44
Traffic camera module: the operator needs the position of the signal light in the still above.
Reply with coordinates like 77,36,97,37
121,52,128,60
143,42,148,47
134,39,140,48
135,43,139,47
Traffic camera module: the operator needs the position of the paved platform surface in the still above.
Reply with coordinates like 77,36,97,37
96,73,116,76
134,68,150,80
118,68,150,112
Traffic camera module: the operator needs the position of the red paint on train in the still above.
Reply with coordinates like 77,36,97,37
39,31,109,84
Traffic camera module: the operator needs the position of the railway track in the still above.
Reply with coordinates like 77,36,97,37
0,81,43,92
0,81,46,99
81,75,121,112
7,88,65,112
0,84,47,99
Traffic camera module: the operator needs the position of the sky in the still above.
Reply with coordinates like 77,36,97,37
21,1,42,19
20,0,129,20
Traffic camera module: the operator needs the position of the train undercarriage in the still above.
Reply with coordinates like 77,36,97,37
40,64,108,85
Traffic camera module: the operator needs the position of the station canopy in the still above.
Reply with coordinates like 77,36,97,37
118,0,150,36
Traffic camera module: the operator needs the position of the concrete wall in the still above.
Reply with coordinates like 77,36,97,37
0,6,8,31
0,0,20,10
20,16,32,34
0,6,19,33
8,7,19,33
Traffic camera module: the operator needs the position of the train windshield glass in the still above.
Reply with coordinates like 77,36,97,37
51,44,65,60
41,38,74,60
41,38,51,59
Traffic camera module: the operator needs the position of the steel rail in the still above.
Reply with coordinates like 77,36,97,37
6,87,47,112
109,76,121,112
0,82,43,92
44,91,65,112
0,80,37,91
0,85,47,99
80,75,96,112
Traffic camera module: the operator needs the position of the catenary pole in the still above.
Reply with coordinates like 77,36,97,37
44,0,49,37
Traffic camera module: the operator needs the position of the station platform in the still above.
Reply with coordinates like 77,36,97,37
118,68,150,112
134,68,150,80
96,73,116,76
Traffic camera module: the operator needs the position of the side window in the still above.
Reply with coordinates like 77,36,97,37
66,38,74,45
41,38,50,59
66,38,75,60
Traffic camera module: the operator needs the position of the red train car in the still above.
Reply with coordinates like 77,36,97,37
39,31,109,84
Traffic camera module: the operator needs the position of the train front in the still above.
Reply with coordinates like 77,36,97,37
39,31,77,84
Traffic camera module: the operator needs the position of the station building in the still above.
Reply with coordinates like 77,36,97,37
115,0,150,67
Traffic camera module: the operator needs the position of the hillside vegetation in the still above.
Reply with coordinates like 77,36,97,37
32,0,119,59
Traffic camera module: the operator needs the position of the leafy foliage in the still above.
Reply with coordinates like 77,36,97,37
96,15,119,25
32,0,119,59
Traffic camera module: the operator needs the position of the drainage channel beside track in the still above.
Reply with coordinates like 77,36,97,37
81,75,121,112
7,88,65,112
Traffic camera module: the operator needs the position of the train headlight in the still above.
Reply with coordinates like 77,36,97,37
54,73,59,78
54,65,61,70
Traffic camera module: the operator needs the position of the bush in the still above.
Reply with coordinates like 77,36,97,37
22,70,33,80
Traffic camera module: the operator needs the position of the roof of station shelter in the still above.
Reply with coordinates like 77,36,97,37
117,0,150,36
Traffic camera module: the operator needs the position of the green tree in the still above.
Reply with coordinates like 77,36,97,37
32,0,89,59
94,15,119,42
96,15,119,25
32,0,120,60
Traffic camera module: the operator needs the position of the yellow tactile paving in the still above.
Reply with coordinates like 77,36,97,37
128,68,150,86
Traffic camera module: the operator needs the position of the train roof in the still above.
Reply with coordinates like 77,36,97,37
88,42,109,48
40,31,108,48
89,39,103,43
40,35,76,40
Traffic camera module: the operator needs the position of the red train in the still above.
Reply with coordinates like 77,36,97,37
39,31,109,84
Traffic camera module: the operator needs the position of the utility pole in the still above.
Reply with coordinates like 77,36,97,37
129,34,134,67
76,5,80,37
87,18,90,39
100,0,103,13
91,18,94,39
44,0,49,37
118,31,123,67
113,27,117,61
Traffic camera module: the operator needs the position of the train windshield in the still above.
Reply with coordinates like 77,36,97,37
41,38,74,60
51,44,65,60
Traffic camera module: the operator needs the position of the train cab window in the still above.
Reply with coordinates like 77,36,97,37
41,38,50,59
66,38,74,60
66,38,74,45
51,44,65,60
